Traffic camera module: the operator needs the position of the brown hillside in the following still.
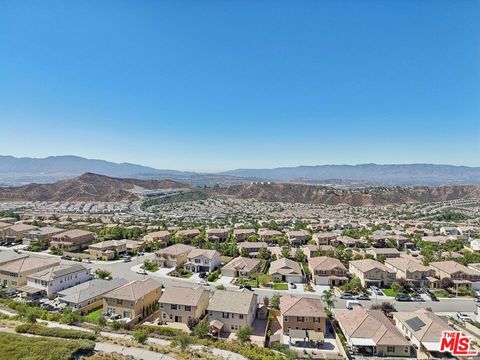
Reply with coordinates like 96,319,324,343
210,183,480,206
0,173,190,202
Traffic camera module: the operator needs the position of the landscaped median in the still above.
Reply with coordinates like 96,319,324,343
15,323,97,340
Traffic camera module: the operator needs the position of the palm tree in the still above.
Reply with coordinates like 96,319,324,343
321,289,336,311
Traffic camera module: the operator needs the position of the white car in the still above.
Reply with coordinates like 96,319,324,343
456,312,472,323
198,280,209,286
136,268,147,275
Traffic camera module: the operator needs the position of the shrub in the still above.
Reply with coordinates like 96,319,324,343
176,334,192,351
236,325,252,343
133,329,148,344
15,324,96,340
141,325,185,338
187,317,199,330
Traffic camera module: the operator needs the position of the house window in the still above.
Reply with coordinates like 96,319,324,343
222,312,229,319
171,304,177,310
297,316,305,323
185,306,191,312
283,316,288,322
160,303,164,309
239,314,244,319
387,346,395,353
313,317,321,323
116,299,123,305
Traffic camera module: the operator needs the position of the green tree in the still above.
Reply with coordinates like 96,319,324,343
281,245,292,259
193,318,210,339
294,248,306,263
176,334,192,351
321,289,336,311
391,281,403,294
95,269,111,280
236,325,252,343
270,294,281,310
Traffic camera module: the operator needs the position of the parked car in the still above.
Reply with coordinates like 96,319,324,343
411,294,424,302
346,300,362,310
198,280,209,286
355,294,371,301
340,292,354,299
136,269,147,275
289,283,297,289
395,294,411,302
123,256,131,263
199,272,207,278
475,297,480,303
456,312,472,323
240,285,253,291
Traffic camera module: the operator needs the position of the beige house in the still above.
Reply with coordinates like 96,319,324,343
385,258,436,288
57,278,128,314
233,229,256,241
280,295,327,336
335,307,412,357
286,230,309,246
393,310,451,357
269,258,303,283
308,256,348,286
159,286,210,324
208,289,257,334
175,229,200,243
50,229,95,252
184,249,221,273
154,244,195,268
237,242,268,258
23,227,65,246
312,232,338,245
103,278,161,325
221,257,261,278
349,259,396,288
366,247,400,260
429,261,480,290
3,224,38,242
206,228,230,242
0,256,60,288
258,229,283,242
143,230,171,248
88,239,145,260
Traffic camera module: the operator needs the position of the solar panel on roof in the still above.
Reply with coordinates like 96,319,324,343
405,317,426,331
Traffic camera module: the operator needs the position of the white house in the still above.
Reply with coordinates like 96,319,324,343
184,249,221,273
27,264,92,297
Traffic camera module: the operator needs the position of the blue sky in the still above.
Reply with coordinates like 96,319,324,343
0,0,479,171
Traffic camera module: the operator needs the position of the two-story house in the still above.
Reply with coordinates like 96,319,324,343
103,278,161,325
429,261,480,291
50,229,95,252
286,230,310,246
207,289,257,334
237,242,268,258
143,230,171,248
308,256,348,286
184,249,221,273
269,258,303,283
26,264,92,297
159,286,210,324
206,228,230,242
0,256,60,288
221,257,261,278
279,295,327,338
154,244,195,268
349,259,396,288
385,258,437,288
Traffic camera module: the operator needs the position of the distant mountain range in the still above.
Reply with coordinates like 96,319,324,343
0,155,479,187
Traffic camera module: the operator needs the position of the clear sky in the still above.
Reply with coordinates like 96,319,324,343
0,0,479,172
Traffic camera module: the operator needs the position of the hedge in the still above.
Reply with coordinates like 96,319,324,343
15,323,96,341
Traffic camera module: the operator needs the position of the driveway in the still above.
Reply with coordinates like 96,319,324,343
216,276,233,285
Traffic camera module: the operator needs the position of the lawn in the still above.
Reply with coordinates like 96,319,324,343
179,272,192,278
0,331,95,360
83,308,103,323
433,289,454,298
382,289,397,297
273,283,288,291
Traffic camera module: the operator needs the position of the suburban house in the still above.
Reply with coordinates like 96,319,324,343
23,226,65,246
25,264,92,297
206,228,230,242
258,229,283,242
313,232,338,245
3,224,39,242
286,230,310,246
143,230,171,248
154,244,195,268
103,278,161,325
335,307,412,357
279,295,327,341
208,289,257,334
57,278,128,314
184,249,221,273
349,259,396,288
385,258,437,288
0,256,60,288
237,242,268,258
233,229,256,241
308,256,348,286
393,310,452,357
88,239,145,260
159,286,210,324
429,261,480,290
366,247,400,260
175,229,200,243
269,258,303,283
390,235,414,249
221,257,261,278
333,236,363,247
50,229,95,252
